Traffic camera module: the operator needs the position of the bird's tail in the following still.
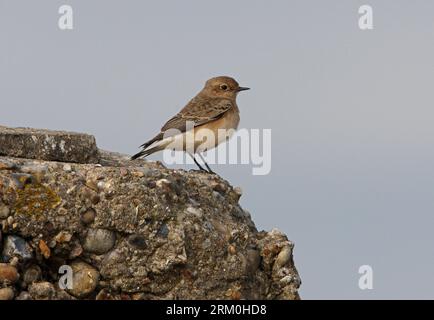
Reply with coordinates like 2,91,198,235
131,145,163,160
131,133,168,160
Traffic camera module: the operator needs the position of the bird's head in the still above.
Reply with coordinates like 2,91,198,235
202,76,249,99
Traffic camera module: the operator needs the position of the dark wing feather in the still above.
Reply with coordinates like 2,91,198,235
132,96,233,160
161,97,233,133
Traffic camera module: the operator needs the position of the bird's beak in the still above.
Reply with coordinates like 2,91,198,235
237,87,250,92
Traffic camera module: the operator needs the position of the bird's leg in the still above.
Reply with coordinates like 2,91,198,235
197,152,215,174
187,152,206,172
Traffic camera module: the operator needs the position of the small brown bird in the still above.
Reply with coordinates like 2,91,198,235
131,76,249,173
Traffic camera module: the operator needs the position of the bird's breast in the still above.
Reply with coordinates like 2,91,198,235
193,108,240,152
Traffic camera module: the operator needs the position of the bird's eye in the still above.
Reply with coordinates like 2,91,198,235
220,84,228,90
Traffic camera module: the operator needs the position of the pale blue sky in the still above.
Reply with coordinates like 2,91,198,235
1,0,434,299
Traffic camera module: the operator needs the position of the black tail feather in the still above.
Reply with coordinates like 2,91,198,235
131,150,147,160
132,133,165,160
139,133,163,149
131,145,162,160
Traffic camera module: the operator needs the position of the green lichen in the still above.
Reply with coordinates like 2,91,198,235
14,183,61,215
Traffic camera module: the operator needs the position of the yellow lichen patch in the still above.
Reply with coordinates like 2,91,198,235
16,174,31,185
14,183,61,215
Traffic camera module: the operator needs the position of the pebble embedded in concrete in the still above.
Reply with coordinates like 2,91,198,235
0,203,10,219
28,281,56,300
23,265,42,285
0,263,19,284
67,261,100,298
82,228,116,254
127,234,147,249
0,287,14,300
15,291,32,300
2,235,33,261
275,246,292,268
80,208,96,225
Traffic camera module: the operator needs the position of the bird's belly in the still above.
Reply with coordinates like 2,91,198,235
156,111,240,153
194,111,239,152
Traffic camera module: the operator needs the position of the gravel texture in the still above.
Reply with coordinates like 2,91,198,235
0,126,300,300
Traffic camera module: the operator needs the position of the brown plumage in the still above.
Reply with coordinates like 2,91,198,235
131,76,249,172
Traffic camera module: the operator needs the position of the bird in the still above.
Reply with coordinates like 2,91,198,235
131,76,250,173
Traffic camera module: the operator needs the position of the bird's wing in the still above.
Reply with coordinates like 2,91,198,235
137,97,233,151
161,97,233,133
